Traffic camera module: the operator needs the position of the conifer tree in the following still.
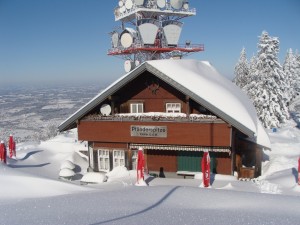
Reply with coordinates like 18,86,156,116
233,48,250,89
247,31,289,128
283,48,297,101
294,51,300,95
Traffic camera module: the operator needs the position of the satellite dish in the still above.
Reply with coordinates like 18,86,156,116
124,60,135,72
114,8,120,17
120,28,137,48
125,0,133,10
183,2,189,10
118,0,124,7
170,0,184,10
162,20,183,46
120,6,126,13
120,33,133,48
100,104,112,116
137,19,159,45
157,0,166,8
134,0,144,6
111,32,119,48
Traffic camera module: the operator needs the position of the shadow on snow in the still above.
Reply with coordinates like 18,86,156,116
90,186,180,225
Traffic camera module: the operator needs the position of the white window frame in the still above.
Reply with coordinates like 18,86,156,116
97,149,110,172
130,103,144,113
132,150,138,170
166,103,181,113
113,150,125,168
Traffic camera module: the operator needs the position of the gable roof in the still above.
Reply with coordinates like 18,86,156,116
58,59,270,148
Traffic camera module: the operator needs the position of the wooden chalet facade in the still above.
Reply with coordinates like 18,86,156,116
59,60,270,178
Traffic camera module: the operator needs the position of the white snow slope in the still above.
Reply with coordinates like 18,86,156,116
1,119,300,224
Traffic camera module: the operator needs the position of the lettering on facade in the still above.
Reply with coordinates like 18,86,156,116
131,125,167,138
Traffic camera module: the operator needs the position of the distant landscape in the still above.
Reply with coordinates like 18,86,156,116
0,84,101,143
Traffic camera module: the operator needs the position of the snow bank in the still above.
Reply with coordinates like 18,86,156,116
59,168,75,178
106,166,131,182
60,160,75,170
81,172,106,184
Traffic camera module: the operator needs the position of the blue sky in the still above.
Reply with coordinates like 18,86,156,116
0,0,299,87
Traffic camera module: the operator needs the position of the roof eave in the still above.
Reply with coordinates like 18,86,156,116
58,64,147,132
145,62,256,138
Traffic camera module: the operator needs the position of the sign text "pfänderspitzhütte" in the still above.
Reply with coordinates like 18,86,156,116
130,125,167,138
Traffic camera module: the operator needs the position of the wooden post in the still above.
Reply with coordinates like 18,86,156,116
255,146,262,177
185,96,190,115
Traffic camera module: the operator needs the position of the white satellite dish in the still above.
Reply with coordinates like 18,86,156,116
163,20,183,46
120,5,126,13
137,19,159,45
183,2,189,10
118,0,124,7
124,60,135,72
114,8,120,17
111,32,119,48
157,0,166,8
120,33,133,48
125,0,133,10
170,0,184,10
134,0,144,6
100,104,112,116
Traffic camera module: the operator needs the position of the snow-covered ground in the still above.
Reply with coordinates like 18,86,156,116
1,117,300,224
1,83,300,224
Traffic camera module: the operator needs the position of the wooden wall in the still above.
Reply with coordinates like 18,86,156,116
78,121,231,147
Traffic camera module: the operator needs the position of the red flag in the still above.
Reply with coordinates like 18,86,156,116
8,135,16,158
202,151,210,187
0,141,7,164
136,148,145,184
298,156,300,185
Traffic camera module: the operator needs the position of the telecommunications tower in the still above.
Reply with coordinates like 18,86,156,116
108,0,204,72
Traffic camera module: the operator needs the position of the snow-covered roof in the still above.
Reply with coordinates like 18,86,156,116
58,59,270,148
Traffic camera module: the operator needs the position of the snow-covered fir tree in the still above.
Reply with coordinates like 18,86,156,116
294,51,300,95
243,55,258,94
246,31,289,128
283,48,297,101
233,48,250,89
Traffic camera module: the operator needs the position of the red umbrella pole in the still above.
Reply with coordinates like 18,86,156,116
9,134,16,158
0,141,7,164
136,148,145,184
298,156,300,185
202,151,210,187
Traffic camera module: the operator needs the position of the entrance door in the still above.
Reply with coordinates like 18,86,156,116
177,151,201,172
177,151,217,173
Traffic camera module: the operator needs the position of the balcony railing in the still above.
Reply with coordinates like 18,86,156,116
83,112,223,123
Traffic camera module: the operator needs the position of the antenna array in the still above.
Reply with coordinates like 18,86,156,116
108,0,204,72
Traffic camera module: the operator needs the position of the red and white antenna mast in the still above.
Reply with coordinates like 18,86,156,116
108,0,204,72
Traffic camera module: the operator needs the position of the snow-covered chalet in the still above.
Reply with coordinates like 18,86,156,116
59,59,270,179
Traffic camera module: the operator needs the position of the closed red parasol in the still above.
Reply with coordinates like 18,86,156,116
136,147,145,184
298,156,300,185
8,134,16,158
202,151,210,187
0,141,7,164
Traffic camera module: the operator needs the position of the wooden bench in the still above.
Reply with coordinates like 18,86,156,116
177,171,199,179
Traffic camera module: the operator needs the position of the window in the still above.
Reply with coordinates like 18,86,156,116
132,150,138,170
113,150,125,168
98,150,110,171
166,103,181,113
130,103,144,113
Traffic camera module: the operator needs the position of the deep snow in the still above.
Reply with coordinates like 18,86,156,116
1,109,300,224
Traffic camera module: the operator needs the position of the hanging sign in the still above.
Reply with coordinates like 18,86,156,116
131,125,167,138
